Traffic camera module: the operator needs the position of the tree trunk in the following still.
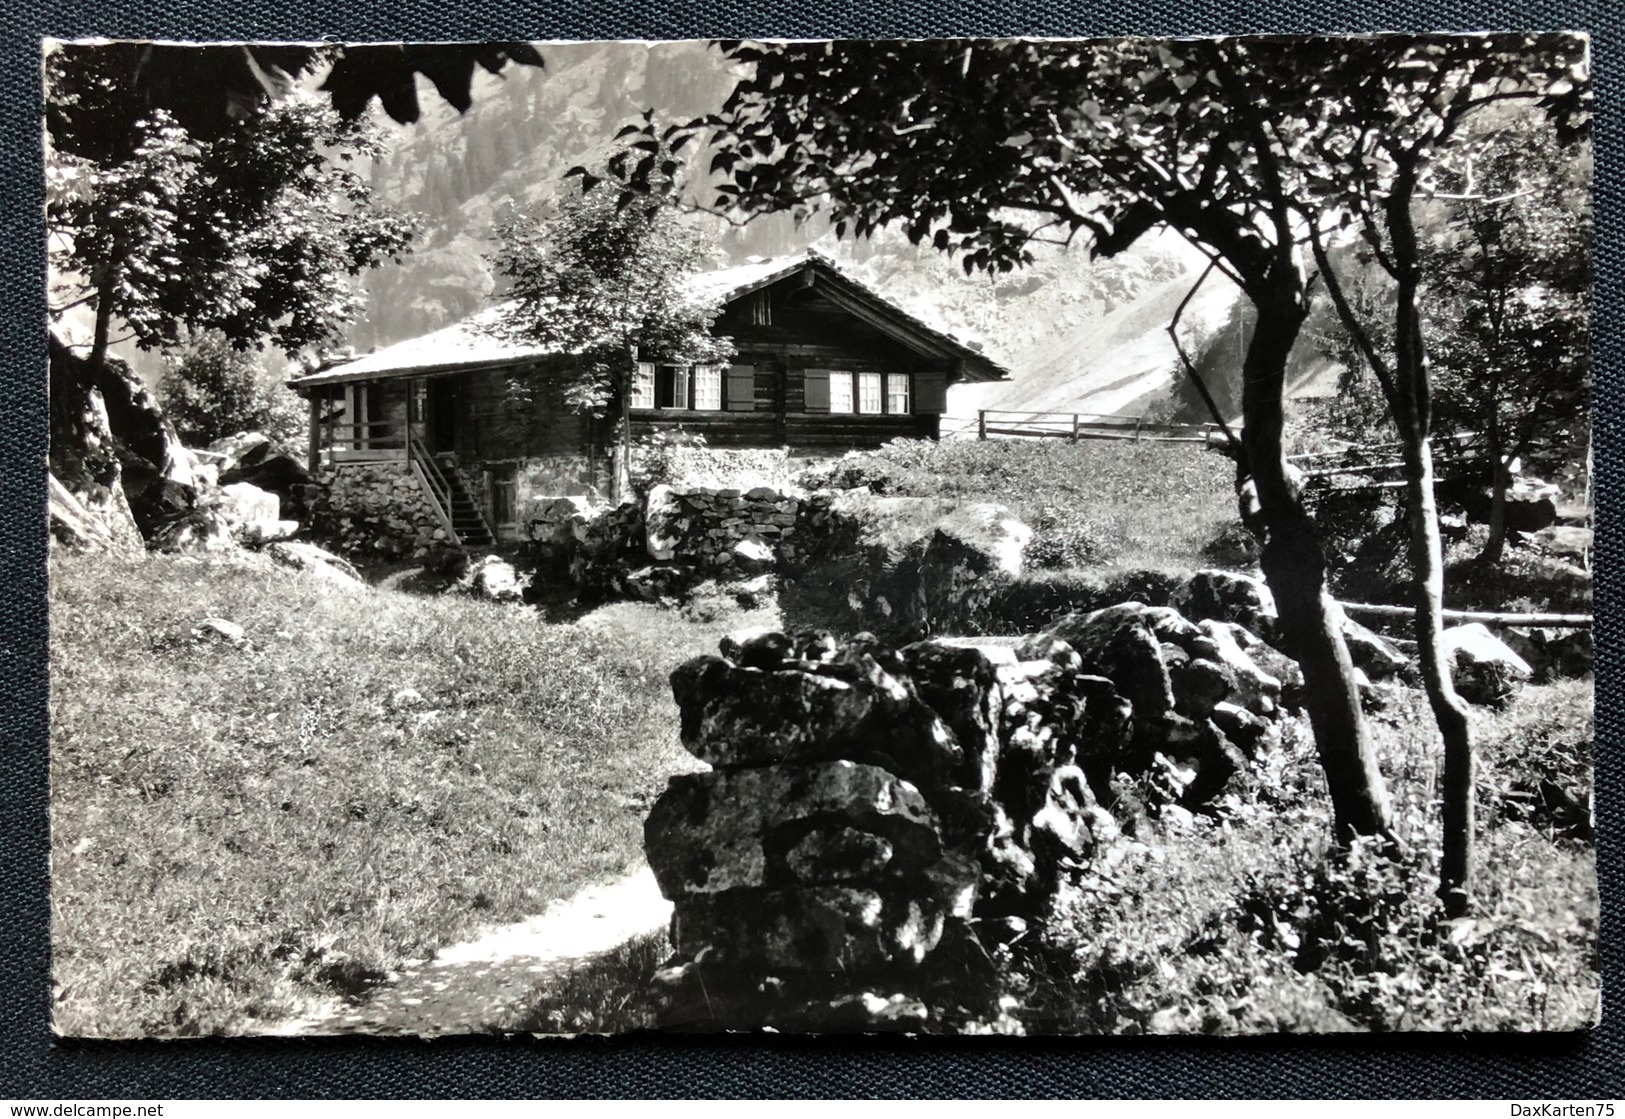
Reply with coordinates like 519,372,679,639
1388,185,1477,916
1243,286,1395,842
613,375,633,504
1479,455,1513,566
1399,433,1476,915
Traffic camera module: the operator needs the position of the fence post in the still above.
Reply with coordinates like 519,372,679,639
978,410,987,440
1072,413,1080,442
1135,417,1143,441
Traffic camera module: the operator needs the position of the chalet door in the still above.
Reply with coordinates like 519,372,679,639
426,380,459,453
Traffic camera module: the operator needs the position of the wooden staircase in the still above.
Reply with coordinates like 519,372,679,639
408,431,494,550
438,460,494,548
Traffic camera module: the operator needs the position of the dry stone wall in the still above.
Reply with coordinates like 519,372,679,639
643,572,1311,1032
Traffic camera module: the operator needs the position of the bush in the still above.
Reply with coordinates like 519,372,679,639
160,335,306,449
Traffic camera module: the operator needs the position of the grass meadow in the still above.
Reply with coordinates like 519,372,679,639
48,550,744,1037
803,437,1239,572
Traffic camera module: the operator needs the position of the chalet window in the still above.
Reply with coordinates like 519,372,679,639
829,369,855,414
693,365,723,411
857,372,883,415
655,365,691,409
886,373,910,414
631,362,656,409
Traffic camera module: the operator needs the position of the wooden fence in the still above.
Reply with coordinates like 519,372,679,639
975,409,1230,445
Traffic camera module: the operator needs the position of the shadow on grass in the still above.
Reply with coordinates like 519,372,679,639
506,928,671,1035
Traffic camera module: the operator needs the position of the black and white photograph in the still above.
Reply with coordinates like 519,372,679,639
45,34,1598,1039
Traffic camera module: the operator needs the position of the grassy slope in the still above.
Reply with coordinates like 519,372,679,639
813,437,1238,573
49,551,749,1037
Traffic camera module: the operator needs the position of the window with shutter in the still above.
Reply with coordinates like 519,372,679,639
829,370,855,414
803,369,831,413
886,373,910,414
726,364,757,411
857,372,882,414
631,362,656,409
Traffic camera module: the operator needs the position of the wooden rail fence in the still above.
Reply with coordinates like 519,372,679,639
976,409,1229,445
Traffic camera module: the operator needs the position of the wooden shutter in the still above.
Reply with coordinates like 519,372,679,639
803,369,831,413
727,364,757,411
914,370,949,414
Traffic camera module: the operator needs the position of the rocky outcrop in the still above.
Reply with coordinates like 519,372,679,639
49,332,188,549
49,472,143,555
210,431,311,500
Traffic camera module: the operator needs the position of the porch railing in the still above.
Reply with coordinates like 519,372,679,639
315,418,406,464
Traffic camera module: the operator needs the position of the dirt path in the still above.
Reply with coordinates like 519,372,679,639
260,866,671,1037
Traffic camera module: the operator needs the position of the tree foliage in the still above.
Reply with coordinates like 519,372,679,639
45,40,545,165
47,92,421,362
489,136,732,498
1427,111,1591,492
159,334,306,449
490,138,732,416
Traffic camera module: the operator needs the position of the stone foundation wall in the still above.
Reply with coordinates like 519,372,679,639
526,485,843,602
312,463,448,559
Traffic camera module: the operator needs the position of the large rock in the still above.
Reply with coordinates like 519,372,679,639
459,555,526,602
643,761,941,897
670,870,973,973
48,471,142,554
913,503,1032,634
895,640,1004,798
49,331,193,545
215,481,284,543
644,484,683,561
1194,620,1283,716
263,540,364,586
1031,603,1174,718
669,654,964,797
211,431,311,494
1334,610,1410,679
1443,623,1533,707
1172,569,1278,635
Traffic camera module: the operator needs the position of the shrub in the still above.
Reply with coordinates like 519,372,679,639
159,334,306,449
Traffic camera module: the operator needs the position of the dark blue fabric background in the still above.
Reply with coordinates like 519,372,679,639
3,0,1618,1099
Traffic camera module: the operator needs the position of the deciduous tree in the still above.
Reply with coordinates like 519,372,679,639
684,37,1397,842
489,134,732,500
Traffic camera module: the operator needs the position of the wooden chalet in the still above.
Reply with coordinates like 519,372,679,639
288,250,1008,544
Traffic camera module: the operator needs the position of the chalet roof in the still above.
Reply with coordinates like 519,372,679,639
290,250,1009,388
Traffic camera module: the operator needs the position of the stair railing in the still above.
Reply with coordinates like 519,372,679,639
406,429,498,547
406,429,463,546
